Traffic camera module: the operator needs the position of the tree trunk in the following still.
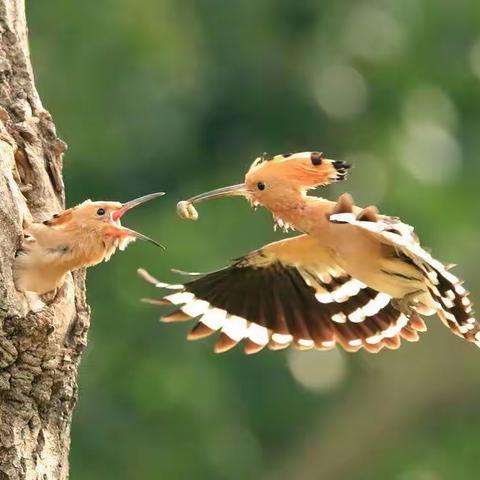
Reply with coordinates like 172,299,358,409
0,1,90,478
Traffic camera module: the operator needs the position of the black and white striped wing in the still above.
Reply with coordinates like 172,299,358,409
139,239,426,354
330,212,479,346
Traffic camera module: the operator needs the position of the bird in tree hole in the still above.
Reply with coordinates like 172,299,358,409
139,152,477,354
15,192,164,296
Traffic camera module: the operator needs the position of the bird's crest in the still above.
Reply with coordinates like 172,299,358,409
246,151,351,190
42,206,79,227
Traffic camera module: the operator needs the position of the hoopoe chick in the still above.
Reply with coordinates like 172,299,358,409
16,192,164,294
139,152,477,355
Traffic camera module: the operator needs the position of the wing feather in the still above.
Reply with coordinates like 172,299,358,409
139,235,425,354
329,211,478,345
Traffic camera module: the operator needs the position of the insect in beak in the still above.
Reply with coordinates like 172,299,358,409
177,184,248,220
112,192,166,249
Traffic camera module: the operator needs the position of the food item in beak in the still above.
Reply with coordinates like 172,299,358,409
176,201,199,221
176,184,247,221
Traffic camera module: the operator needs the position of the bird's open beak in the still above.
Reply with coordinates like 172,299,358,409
119,227,165,249
112,192,165,249
184,184,248,205
112,192,165,221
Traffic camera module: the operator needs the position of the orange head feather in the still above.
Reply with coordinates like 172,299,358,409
42,193,165,248
246,152,348,191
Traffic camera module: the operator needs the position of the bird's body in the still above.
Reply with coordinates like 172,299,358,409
140,152,476,354
261,196,425,301
15,193,164,294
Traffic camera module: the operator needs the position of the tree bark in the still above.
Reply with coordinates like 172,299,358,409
0,1,90,478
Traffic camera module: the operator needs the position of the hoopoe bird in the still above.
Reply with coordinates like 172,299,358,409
15,192,164,294
139,152,477,354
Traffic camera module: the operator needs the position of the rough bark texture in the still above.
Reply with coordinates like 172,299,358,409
0,1,90,478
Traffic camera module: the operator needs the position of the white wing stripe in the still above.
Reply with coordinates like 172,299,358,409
199,308,226,330
366,334,383,345
362,293,391,317
222,315,248,341
381,314,409,338
331,279,366,302
272,333,293,345
332,313,347,324
248,323,270,345
298,339,315,348
164,292,195,305
181,299,210,317
315,292,335,304
349,308,366,323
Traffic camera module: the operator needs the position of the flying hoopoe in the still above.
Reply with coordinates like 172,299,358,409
139,152,477,354
15,192,164,294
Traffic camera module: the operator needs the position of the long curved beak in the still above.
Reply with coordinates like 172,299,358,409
112,192,165,221
112,192,165,249
120,227,165,250
185,184,248,205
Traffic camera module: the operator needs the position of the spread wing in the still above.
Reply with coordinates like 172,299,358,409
330,209,478,345
139,234,426,354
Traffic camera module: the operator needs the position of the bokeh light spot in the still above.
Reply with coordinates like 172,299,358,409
313,64,368,119
402,85,458,131
397,123,462,185
288,349,347,392
343,5,406,62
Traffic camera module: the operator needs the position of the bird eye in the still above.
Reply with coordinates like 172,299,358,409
256,182,266,191
96,208,106,216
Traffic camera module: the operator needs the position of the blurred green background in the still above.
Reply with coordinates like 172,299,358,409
28,1,480,479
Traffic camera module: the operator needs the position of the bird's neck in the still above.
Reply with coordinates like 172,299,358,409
269,195,336,234
32,222,115,269
15,223,119,294
66,224,119,266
